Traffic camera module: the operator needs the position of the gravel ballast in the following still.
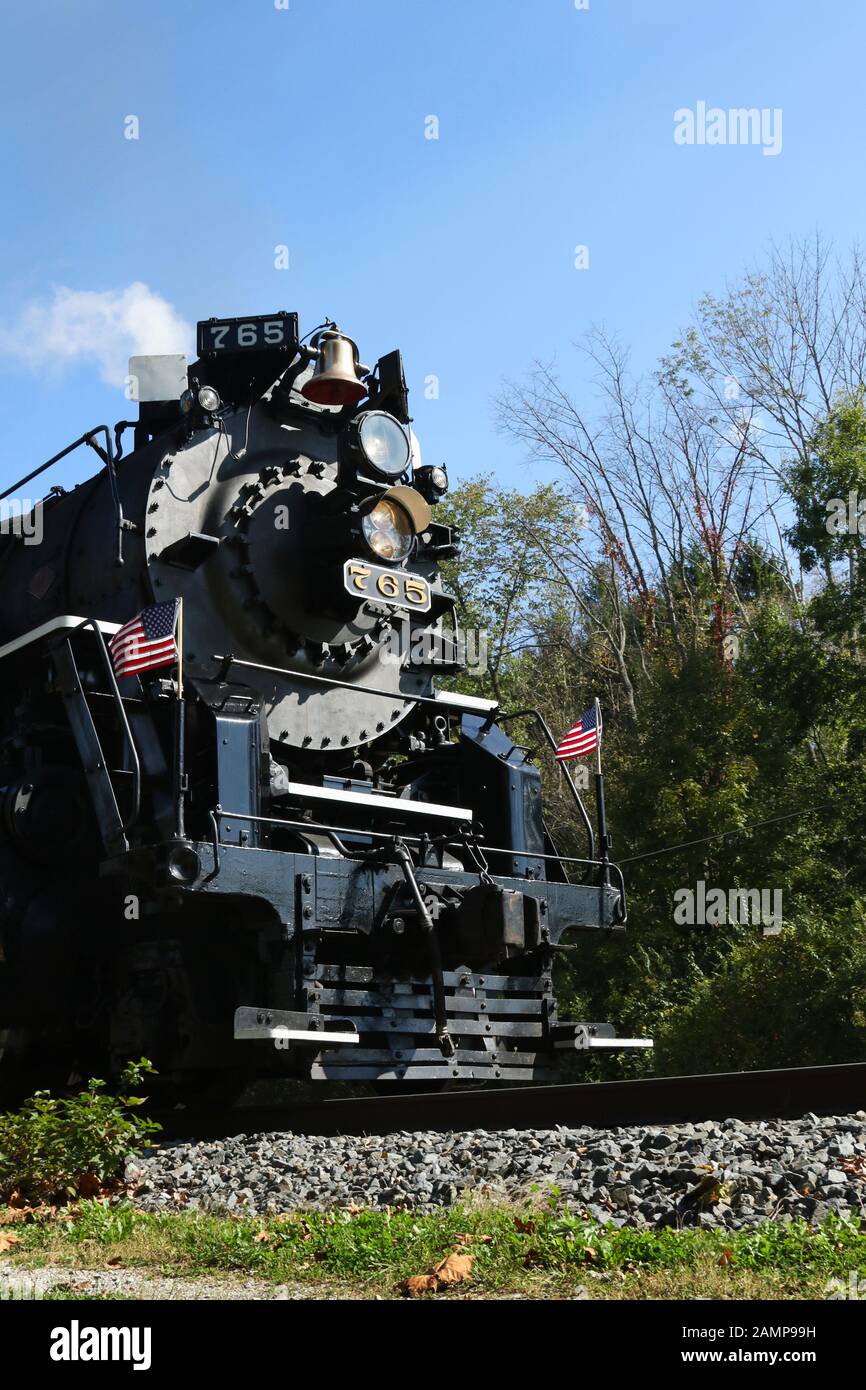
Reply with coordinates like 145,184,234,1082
126,1112,866,1230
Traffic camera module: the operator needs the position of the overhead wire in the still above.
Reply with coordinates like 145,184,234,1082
617,794,862,865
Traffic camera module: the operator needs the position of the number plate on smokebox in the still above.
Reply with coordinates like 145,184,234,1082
197,313,299,356
344,560,432,613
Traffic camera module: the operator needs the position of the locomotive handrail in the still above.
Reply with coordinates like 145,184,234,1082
0,425,128,565
0,613,142,834
211,807,482,853
0,614,121,663
210,653,499,716
208,659,603,890
207,806,626,924
65,617,142,834
208,808,619,872
489,708,597,867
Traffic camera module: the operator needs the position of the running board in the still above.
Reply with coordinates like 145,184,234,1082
234,1006,359,1047
282,780,472,824
552,1023,654,1051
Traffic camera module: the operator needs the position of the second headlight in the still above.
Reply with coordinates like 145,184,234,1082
361,497,414,562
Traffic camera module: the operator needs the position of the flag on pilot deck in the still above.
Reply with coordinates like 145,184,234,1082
109,599,180,679
555,704,601,761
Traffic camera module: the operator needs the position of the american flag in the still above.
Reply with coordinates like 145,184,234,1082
555,704,601,761
109,600,180,679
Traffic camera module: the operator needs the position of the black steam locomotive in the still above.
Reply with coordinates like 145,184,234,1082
0,311,649,1100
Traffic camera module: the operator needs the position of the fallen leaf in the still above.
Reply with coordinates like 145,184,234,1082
255,1231,271,1243
433,1252,474,1286
401,1249,476,1296
77,1173,102,1198
514,1217,536,1235
107,1255,122,1267
0,1233,21,1252
719,1249,735,1266
0,1207,36,1226
581,1247,597,1263
403,1274,439,1297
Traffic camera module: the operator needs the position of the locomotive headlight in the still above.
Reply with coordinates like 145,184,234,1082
197,385,221,413
351,410,411,481
361,497,414,562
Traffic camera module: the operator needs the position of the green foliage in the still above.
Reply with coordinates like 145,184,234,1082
10,1199,866,1296
787,391,866,574
440,447,866,1074
656,911,866,1073
0,1061,160,1203
438,476,579,705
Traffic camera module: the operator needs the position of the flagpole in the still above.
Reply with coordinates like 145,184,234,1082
176,598,184,702
174,598,186,840
595,697,603,778
593,697,610,884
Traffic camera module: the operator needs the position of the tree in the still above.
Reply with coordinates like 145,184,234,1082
437,477,579,708
788,392,866,566
433,238,866,1073
496,330,776,707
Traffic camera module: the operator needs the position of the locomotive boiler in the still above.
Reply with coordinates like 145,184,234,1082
0,311,649,1101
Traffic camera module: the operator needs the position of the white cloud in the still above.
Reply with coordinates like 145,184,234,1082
0,282,193,388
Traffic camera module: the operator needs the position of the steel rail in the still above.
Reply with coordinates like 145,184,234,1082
151,1059,866,1141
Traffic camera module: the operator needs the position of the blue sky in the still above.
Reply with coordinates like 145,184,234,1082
0,0,863,497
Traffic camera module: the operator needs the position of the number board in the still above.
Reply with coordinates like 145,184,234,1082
197,313,299,357
344,560,432,613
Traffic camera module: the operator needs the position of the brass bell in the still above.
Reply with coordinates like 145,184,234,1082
301,329,368,407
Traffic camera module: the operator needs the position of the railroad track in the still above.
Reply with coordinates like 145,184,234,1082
153,1060,866,1142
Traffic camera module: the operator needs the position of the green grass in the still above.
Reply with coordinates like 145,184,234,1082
4,1199,866,1299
